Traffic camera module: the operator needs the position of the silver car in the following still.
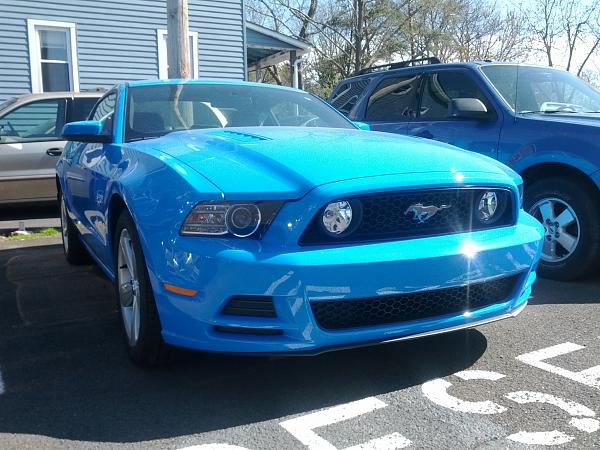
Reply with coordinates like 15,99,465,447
0,91,102,204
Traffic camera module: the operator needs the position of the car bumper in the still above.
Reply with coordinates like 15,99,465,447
152,212,543,354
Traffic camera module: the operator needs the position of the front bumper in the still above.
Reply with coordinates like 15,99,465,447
151,210,543,354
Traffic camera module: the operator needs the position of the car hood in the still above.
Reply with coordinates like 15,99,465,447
523,111,600,127
141,127,512,198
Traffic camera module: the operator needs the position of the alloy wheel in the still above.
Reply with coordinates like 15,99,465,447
529,197,580,263
117,229,141,346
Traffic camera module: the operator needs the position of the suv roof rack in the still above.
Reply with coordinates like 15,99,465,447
357,57,441,75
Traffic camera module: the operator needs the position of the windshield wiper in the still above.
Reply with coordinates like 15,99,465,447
127,131,173,142
519,110,581,115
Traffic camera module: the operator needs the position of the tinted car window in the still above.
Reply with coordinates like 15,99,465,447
0,99,65,143
420,71,491,120
330,79,371,116
91,93,116,136
365,75,420,121
69,97,101,122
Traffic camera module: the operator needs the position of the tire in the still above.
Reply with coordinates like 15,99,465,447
59,191,90,265
525,177,600,281
113,210,169,366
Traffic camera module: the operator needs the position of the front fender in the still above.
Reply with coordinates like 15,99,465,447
108,149,223,289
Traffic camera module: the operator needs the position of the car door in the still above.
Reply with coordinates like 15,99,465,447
405,69,503,160
358,73,421,134
0,98,67,203
63,91,117,262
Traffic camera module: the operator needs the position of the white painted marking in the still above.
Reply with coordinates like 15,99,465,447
421,370,507,415
506,391,595,417
280,397,411,450
570,417,600,433
454,370,506,381
505,391,597,446
507,430,574,446
516,342,600,389
0,368,4,395
344,432,412,450
176,445,250,450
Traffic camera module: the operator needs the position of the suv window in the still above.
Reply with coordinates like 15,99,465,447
365,75,420,121
330,79,371,116
91,92,116,137
420,71,492,120
0,99,66,143
68,97,100,122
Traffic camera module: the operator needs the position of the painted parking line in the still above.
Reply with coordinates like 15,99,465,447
280,397,412,450
516,341,600,389
0,368,4,395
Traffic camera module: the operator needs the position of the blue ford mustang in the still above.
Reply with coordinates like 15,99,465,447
57,80,544,366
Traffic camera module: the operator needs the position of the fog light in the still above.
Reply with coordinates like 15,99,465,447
477,191,498,222
322,200,353,235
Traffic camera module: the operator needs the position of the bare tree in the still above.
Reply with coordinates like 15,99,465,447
525,0,600,74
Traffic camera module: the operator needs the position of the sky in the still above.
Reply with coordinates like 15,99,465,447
495,0,600,76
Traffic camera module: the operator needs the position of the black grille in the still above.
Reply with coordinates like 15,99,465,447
221,296,277,317
300,188,514,245
310,274,521,330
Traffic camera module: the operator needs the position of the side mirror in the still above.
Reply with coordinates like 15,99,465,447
449,98,490,120
352,121,371,131
62,121,111,143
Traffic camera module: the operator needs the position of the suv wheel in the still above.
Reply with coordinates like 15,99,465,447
525,178,600,281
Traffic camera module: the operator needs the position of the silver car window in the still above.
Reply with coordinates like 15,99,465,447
0,99,65,144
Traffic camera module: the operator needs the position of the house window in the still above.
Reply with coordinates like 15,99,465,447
157,29,199,79
27,19,79,93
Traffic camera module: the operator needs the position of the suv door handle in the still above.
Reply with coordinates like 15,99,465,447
46,147,63,156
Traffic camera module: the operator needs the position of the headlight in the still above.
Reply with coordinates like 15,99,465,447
180,201,282,238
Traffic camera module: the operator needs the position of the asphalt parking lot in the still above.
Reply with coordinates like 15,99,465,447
0,243,599,450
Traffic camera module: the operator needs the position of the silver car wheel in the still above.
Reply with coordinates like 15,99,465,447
117,229,141,346
60,195,69,254
529,197,580,263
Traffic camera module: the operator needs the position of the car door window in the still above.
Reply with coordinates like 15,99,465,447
0,99,65,143
68,97,101,122
91,92,116,137
365,75,421,121
420,71,492,120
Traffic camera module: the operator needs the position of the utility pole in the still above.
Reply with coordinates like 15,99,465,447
167,0,191,79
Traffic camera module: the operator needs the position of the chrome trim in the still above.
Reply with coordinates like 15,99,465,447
379,300,528,346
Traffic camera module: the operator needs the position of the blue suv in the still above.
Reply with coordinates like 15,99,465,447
330,59,600,281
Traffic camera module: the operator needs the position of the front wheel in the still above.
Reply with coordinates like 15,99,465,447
525,178,600,281
114,210,169,366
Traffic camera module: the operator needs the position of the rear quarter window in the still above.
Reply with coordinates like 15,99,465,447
330,79,371,116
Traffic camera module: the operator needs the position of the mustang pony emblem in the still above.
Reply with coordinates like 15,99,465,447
404,203,451,223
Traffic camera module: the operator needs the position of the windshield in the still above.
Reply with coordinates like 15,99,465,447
481,65,600,114
125,83,354,142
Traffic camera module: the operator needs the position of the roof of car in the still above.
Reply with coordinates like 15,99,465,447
6,90,103,107
336,61,563,84
126,78,302,93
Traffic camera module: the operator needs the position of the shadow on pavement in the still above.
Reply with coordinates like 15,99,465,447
0,244,487,443
530,275,600,305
